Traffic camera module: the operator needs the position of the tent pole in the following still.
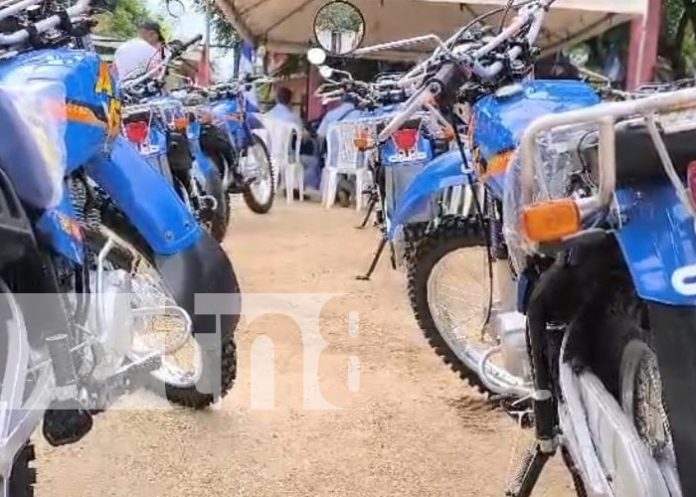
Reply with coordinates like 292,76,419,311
233,40,242,79
626,0,661,89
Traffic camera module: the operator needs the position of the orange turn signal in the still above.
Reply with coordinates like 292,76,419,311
521,199,581,243
173,117,188,132
482,151,514,180
354,130,372,151
354,137,370,150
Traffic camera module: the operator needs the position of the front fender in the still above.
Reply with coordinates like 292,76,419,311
388,150,471,239
88,135,201,255
614,185,696,306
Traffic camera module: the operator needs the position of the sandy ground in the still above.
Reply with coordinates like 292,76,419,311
35,202,575,497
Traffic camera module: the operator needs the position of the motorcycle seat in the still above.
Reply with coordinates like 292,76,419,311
580,119,696,185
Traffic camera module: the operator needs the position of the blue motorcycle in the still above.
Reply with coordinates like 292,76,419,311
312,71,453,279
206,78,276,214
351,0,695,495
0,1,239,489
121,59,230,241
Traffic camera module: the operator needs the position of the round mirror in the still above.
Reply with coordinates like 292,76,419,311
307,47,327,65
313,1,365,55
318,65,334,79
166,0,185,18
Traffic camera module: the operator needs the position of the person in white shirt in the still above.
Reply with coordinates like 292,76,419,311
316,100,358,139
264,87,322,195
266,87,304,128
113,21,165,82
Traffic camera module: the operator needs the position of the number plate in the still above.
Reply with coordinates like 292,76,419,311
387,148,427,164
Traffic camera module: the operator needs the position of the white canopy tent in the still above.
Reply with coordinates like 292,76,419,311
215,0,648,60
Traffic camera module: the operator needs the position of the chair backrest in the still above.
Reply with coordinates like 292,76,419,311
326,121,364,171
263,117,301,165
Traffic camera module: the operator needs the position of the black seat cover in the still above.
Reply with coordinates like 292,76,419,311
581,121,696,184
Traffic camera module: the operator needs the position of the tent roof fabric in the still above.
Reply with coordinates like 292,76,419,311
215,0,647,60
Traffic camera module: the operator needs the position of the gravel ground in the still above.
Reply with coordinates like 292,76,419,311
35,202,575,497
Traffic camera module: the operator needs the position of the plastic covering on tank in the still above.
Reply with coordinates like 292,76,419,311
503,123,600,274
0,80,67,209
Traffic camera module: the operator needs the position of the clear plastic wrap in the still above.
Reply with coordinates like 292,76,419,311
503,123,598,273
0,78,68,209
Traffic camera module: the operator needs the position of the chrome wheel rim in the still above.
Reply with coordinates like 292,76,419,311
426,244,493,369
244,142,273,204
122,239,203,389
620,339,680,495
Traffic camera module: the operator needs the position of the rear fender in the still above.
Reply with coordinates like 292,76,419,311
388,150,472,239
87,135,201,256
614,185,696,305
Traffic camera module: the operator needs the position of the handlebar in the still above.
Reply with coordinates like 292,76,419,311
375,0,551,142
0,0,92,46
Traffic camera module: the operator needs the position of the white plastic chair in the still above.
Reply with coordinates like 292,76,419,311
322,121,372,210
263,118,303,203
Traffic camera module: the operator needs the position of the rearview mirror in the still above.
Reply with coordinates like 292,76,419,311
165,0,185,17
307,47,327,65
313,1,365,55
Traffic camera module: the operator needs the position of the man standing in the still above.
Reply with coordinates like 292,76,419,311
113,21,166,82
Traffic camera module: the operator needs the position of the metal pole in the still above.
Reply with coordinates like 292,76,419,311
205,0,211,45
233,39,242,79
205,0,211,80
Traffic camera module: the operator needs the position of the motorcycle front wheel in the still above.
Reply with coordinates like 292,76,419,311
406,215,495,394
241,134,275,214
94,222,238,409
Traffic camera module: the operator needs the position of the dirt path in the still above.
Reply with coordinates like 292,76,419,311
36,202,575,497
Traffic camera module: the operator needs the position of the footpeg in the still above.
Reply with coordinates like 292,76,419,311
106,353,162,392
43,399,93,447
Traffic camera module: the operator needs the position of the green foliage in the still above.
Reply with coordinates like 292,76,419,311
94,0,169,39
659,0,696,77
189,0,238,47
315,2,362,33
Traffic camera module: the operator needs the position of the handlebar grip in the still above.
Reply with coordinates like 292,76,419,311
183,34,203,49
171,34,203,56
432,62,459,92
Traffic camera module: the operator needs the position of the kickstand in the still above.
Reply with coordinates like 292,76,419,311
356,236,387,281
356,196,377,229
505,444,552,497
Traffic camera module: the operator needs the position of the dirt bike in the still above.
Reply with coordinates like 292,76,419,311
0,3,239,494
121,49,230,242
345,0,694,495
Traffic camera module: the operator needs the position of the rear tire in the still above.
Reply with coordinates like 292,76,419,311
588,301,681,495
9,444,36,497
242,135,275,214
406,216,493,394
205,173,229,242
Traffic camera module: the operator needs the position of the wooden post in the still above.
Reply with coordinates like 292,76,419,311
626,0,661,89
